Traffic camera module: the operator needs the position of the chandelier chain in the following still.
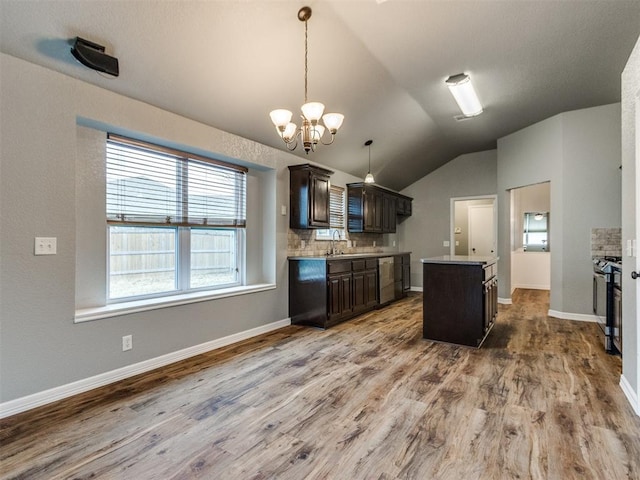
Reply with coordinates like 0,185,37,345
304,17,308,103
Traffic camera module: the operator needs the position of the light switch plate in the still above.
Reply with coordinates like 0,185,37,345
35,237,57,255
281,205,287,216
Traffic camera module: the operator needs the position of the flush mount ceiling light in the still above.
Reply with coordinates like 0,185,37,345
364,139,375,184
269,6,344,154
445,73,483,117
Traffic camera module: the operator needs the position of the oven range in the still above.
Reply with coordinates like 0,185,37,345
592,256,622,355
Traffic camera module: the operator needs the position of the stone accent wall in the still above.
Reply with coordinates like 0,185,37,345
591,227,622,258
287,229,384,257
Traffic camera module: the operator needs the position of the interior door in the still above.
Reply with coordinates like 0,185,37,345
468,204,495,256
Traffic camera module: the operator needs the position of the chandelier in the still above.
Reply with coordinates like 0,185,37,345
269,6,344,154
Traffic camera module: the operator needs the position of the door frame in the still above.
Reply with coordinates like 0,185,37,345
450,195,497,256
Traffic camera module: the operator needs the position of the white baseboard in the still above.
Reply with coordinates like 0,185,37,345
620,374,640,416
547,310,598,322
0,318,291,419
410,286,423,292
498,297,512,305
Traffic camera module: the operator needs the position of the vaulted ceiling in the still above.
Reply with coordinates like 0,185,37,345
2,1,639,190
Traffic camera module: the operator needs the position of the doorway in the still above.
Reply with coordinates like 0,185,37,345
450,196,497,256
509,182,551,291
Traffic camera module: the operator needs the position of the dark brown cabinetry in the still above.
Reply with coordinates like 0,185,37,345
289,254,409,329
394,253,411,300
347,183,412,234
327,261,354,324
289,164,333,229
422,257,497,347
352,259,379,313
396,195,412,217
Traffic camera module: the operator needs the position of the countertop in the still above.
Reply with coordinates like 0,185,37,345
288,252,411,261
420,255,498,265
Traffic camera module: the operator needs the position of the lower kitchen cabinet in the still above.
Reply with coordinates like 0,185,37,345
422,256,498,347
289,254,409,329
394,253,411,300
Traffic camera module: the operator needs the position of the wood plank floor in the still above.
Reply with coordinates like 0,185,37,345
1,289,639,479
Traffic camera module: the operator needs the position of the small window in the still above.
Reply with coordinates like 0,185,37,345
523,212,549,251
106,135,247,301
316,186,345,240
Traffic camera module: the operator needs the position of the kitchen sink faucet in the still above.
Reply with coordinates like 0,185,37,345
331,229,341,255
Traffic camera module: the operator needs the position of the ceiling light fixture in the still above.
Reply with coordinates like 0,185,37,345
269,6,344,154
445,73,483,117
364,139,375,184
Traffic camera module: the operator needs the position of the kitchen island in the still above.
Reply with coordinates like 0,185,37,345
421,255,498,347
289,252,411,328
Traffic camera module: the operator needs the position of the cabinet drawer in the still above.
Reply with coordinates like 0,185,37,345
352,260,366,271
328,261,351,274
483,263,497,281
365,259,378,269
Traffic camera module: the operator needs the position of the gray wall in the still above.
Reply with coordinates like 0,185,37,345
398,150,498,288
621,35,639,404
497,103,621,314
0,52,359,403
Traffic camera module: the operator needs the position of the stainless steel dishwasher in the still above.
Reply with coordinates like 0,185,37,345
378,257,395,304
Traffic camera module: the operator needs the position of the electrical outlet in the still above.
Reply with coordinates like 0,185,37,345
373,241,376,247
301,240,306,249
34,237,57,255
443,240,450,247
281,205,287,216
392,240,396,247
122,335,133,351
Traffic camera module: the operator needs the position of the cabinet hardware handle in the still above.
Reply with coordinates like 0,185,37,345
632,271,639,280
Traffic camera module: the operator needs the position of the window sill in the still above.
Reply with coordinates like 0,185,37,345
74,283,277,323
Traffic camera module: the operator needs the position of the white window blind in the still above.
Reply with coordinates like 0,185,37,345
316,186,345,240
106,135,246,228
329,186,345,229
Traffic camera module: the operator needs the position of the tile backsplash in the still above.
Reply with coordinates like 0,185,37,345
288,229,385,257
591,227,622,258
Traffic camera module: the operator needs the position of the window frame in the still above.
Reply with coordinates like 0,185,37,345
105,135,246,303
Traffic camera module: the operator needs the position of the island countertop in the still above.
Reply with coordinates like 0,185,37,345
420,255,498,265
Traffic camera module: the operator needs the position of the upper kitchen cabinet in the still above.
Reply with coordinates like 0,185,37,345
347,183,412,233
289,164,334,229
396,194,412,217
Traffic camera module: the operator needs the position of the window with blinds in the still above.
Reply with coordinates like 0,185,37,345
316,186,346,240
105,135,246,301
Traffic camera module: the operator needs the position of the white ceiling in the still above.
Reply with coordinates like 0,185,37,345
2,0,639,190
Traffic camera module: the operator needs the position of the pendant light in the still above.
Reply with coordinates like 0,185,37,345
364,139,375,184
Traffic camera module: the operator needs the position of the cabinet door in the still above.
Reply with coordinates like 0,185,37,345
402,263,411,292
364,269,379,308
374,192,383,232
383,195,396,233
328,275,343,322
340,274,353,316
352,271,366,313
328,273,353,323
363,190,377,232
309,173,330,227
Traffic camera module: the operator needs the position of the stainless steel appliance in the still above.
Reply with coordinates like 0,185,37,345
592,256,622,354
378,257,395,305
